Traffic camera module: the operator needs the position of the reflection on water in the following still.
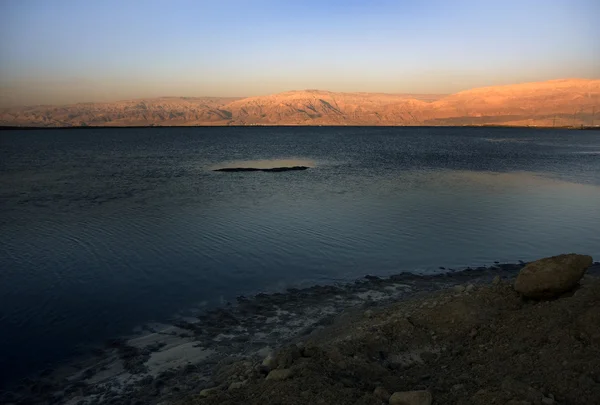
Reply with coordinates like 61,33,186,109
211,158,316,170
483,138,534,143
433,170,599,191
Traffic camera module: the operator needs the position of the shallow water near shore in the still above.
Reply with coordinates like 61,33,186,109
1,126,600,385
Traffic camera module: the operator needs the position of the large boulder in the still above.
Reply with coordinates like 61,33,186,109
514,254,592,298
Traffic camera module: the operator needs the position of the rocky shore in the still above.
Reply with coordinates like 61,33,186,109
2,256,599,405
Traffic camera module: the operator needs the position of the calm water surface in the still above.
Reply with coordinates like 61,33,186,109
1,127,600,382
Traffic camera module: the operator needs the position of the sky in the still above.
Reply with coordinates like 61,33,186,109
0,0,599,106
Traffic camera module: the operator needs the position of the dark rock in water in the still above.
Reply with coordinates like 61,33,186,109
214,166,309,172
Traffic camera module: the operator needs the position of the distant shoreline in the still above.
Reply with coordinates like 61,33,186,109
2,125,599,131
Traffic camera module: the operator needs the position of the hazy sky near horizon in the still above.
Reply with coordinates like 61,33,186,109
1,0,599,106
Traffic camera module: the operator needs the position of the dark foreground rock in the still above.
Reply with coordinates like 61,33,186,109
514,253,593,298
214,166,309,172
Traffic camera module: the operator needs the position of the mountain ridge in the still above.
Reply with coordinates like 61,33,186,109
1,79,598,127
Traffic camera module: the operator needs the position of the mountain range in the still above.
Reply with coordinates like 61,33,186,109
1,79,598,127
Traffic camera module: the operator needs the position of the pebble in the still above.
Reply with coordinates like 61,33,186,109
199,387,219,397
265,368,293,381
389,390,432,405
261,354,277,370
374,386,391,401
254,364,270,375
465,284,475,292
228,381,246,390
256,346,272,358
452,285,466,293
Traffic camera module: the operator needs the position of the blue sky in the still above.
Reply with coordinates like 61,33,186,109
1,0,599,105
